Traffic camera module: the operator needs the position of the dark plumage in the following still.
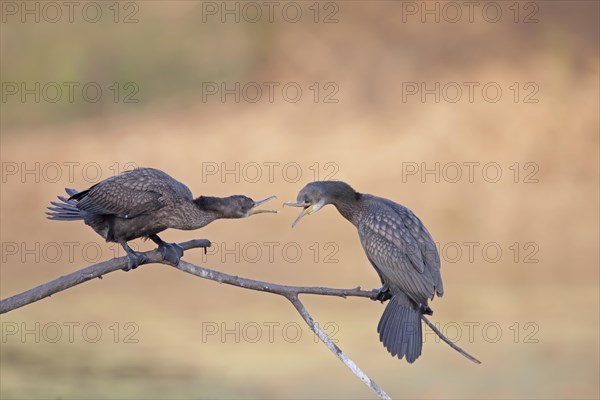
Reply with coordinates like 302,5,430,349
48,167,276,270
285,181,443,363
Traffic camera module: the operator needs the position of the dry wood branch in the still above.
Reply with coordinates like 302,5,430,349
0,239,211,314
1,238,480,399
0,239,389,398
287,294,391,400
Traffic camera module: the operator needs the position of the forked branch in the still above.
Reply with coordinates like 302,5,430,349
0,239,480,399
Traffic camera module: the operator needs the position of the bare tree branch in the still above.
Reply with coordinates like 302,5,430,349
0,239,375,315
169,256,481,365
1,238,480,399
0,239,211,314
287,294,392,400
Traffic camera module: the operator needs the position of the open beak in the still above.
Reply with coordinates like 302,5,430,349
247,195,278,216
283,201,312,228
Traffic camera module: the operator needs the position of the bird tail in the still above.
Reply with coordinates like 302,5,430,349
46,188,83,221
377,292,423,363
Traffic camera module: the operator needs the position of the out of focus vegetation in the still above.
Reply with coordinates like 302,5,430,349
1,1,598,399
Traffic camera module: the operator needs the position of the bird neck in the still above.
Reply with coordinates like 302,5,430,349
194,196,232,220
332,193,363,226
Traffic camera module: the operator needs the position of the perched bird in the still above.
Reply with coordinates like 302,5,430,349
47,167,276,270
285,181,443,363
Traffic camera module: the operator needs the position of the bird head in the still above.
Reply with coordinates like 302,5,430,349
210,195,278,219
284,181,357,228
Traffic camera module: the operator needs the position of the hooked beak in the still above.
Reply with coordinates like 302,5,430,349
247,195,278,216
283,201,319,228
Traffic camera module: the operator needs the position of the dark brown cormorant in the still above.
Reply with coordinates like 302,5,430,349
285,181,443,363
47,167,276,270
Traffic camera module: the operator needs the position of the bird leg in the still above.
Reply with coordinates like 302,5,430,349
419,304,434,315
374,284,393,303
120,241,148,271
149,234,184,266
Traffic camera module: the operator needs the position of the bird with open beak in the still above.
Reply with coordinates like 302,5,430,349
47,167,278,270
284,180,451,363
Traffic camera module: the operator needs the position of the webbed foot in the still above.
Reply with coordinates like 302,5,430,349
374,285,393,302
158,242,184,265
122,251,148,271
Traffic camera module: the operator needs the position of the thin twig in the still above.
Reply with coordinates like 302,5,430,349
422,315,481,364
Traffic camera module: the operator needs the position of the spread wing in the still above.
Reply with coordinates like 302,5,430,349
71,169,174,218
358,200,443,305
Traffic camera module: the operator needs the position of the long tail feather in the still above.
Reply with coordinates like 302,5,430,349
46,188,83,221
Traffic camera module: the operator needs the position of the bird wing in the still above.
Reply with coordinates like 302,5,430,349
387,201,442,278
358,202,442,304
74,169,170,218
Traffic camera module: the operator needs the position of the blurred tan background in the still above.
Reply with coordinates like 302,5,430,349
1,1,598,399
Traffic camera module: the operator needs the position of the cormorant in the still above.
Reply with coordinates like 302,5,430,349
285,181,443,363
47,167,276,270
